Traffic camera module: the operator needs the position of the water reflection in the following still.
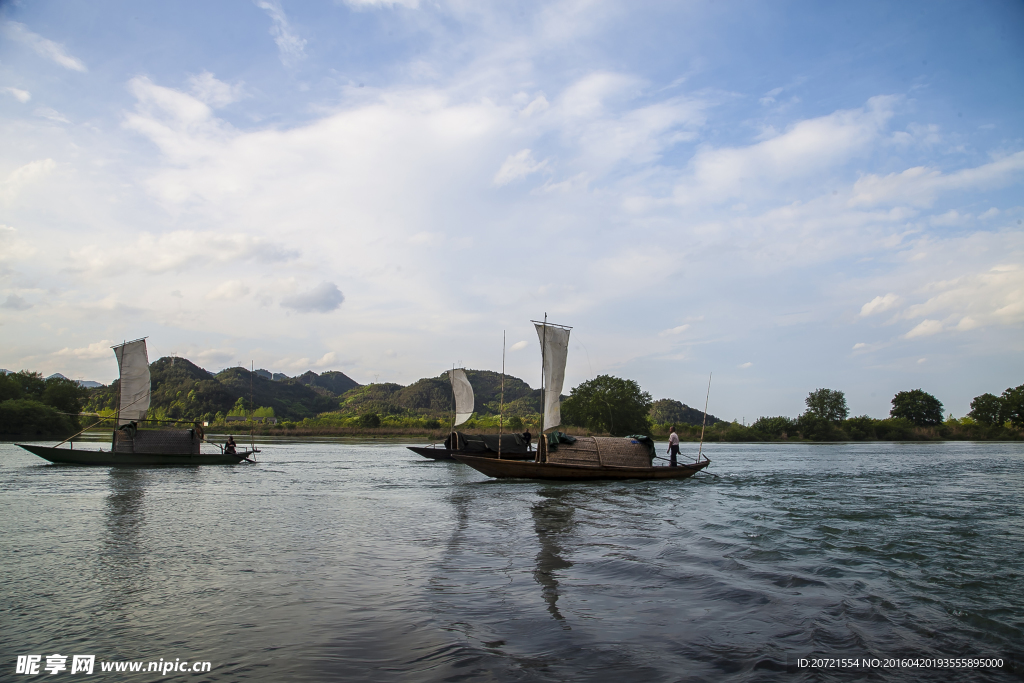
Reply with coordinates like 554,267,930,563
100,469,148,594
531,487,576,626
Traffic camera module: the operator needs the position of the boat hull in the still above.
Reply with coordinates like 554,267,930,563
406,446,534,461
451,454,710,480
16,444,254,466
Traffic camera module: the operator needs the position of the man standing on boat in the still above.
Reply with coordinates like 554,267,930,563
668,426,680,467
522,429,532,451
225,435,237,454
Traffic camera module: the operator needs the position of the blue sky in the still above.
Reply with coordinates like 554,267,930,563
1,0,1022,421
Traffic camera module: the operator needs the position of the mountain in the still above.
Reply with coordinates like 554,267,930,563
295,370,360,396
649,398,722,426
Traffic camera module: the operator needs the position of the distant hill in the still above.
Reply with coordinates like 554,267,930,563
84,357,352,421
82,355,711,425
295,370,360,396
649,398,722,426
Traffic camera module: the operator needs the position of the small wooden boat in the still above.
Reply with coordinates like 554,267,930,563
452,453,709,480
17,338,258,467
17,443,254,466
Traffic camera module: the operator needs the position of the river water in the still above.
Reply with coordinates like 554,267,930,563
2,439,1021,682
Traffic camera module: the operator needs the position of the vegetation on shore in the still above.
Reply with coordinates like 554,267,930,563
0,371,88,436
5,354,1021,442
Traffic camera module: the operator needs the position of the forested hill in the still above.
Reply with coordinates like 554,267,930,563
84,357,360,421
82,357,718,426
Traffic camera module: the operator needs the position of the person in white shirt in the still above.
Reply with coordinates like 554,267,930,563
667,426,680,467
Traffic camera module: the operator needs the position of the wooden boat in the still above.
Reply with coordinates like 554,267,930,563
17,338,257,467
452,453,709,480
452,316,711,482
408,431,534,461
408,365,534,461
17,443,254,466
407,446,533,461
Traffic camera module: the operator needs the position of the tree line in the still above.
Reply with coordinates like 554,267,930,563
0,372,89,436
558,375,1024,441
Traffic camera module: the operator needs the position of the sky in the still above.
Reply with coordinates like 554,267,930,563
1,0,1022,421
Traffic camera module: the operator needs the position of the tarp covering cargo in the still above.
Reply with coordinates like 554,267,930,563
444,432,529,454
113,427,201,455
545,436,653,467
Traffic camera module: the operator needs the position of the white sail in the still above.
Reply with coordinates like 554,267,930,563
534,323,571,431
448,368,474,426
114,339,150,425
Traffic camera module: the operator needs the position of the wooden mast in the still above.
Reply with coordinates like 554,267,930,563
539,312,547,463
498,331,505,459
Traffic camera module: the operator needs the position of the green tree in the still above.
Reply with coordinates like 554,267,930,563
1000,384,1024,428
890,389,943,426
751,416,795,437
968,392,1003,425
358,412,381,428
804,388,848,423
561,375,652,436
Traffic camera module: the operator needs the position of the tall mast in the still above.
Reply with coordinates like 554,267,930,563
114,339,125,428
498,331,505,459
449,364,456,443
540,312,547,463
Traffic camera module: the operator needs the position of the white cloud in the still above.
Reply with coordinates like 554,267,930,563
254,1,307,66
510,340,529,351
658,324,690,336
187,72,245,108
851,151,1024,208
195,348,237,366
4,87,30,103
902,264,1024,328
904,319,943,338
738,362,753,369
859,293,900,317
0,225,37,262
70,231,298,275
54,341,117,360
344,0,419,7
206,280,251,300
674,96,897,205
0,160,56,203
34,107,69,123
852,342,867,350
493,149,547,186
1,21,87,72
280,282,345,313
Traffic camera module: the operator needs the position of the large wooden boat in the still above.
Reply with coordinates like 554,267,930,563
408,431,534,461
17,338,257,467
452,453,709,480
452,316,711,482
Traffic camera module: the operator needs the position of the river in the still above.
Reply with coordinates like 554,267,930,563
2,439,1021,681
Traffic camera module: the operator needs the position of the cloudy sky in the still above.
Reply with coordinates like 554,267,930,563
1,0,1022,420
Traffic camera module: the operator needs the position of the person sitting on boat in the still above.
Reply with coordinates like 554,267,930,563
522,429,532,451
668,426,680,467
225,436,237,454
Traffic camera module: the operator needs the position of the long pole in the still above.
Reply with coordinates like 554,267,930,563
250,361,257,460
697,372,712,463
449,364,456,448
539,313,547,463
498,331,505,459
114,339,125,427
